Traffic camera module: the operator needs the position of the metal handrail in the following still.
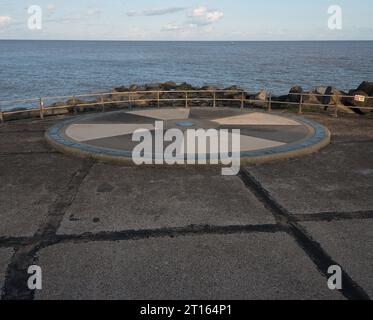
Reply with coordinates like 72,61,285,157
0,89,372,123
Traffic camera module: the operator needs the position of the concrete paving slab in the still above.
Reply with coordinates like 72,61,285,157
57,166,275,235
301,219,373,298
248,141,373,214
0,154,84,237
0,131,52,154
0,248,13,298
0,118,61,133
305,115,373,142
35,233,344,300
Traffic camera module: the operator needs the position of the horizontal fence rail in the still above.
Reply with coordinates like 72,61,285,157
0,89,372,123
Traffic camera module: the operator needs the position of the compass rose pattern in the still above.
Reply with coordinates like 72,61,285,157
47,108,330,164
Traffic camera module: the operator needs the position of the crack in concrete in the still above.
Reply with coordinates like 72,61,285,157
238,168,371,301
333,140,373,145
1,160,94,300
293,211,373,222
2,212,372,249
54,224,285,244
0,225,284,250
0,237,30,248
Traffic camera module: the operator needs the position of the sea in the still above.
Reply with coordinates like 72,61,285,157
0,40,372,110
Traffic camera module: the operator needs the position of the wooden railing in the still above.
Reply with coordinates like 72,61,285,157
0,89,372,123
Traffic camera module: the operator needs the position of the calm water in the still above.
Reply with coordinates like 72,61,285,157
0,40,372,109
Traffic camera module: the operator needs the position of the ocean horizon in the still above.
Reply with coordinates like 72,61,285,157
1,40,372,109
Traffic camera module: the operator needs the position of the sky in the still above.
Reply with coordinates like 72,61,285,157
0,0,372,40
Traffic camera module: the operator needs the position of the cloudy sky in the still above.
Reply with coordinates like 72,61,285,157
0,0,372,40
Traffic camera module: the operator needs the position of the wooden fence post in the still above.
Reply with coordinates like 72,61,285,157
241,91,244,109
334,104,339,118
39,98,44,119
185,92,188,108
298,94,303,114
213,91,216,108
0,110,4,123
268,93,272,112
73,96,77,114
157,92,160,108
101,95,105,112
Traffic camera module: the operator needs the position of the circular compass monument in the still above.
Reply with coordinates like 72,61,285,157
46,108,330,165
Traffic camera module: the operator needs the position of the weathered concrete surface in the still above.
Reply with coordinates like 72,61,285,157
301,220,373,298
0,249,13,298
0,130,52,154
0,153,83,237
0,117,62,133
58,165,275,235
35,233,343,300
0,112,372,300
305,114,373,142
248,115,373,215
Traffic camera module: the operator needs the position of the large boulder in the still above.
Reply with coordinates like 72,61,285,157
250,90,268,108
200,85,219,91
176,82,195,91
321,86,334,105
255,90,267,101
49,101,67,108
318,87,352,113
44,107,69,116
66,98,88,106
224,85,241,91
288,86,303,103
129,84,146,92
343,89,372,114
268,95,288,109
302,91,322,105
161,81,177,91
356,81,373,96
145,83,162,91
129,84,138,91
111,91,129,102
315,86,328,95
114,86,129,92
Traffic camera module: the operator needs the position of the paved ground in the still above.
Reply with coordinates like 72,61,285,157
0,110,372,300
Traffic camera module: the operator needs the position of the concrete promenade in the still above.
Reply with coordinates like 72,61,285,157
0,111,372,300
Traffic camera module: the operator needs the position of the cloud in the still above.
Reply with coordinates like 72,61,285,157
47,4,56,12
162,6,224,33
162,23,197,32
189,6,224,25
127,7,186,17
0,16,11,26
86,8,102,17
162,23,184,32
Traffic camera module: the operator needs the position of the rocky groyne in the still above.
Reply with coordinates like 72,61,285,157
1,81,372,122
